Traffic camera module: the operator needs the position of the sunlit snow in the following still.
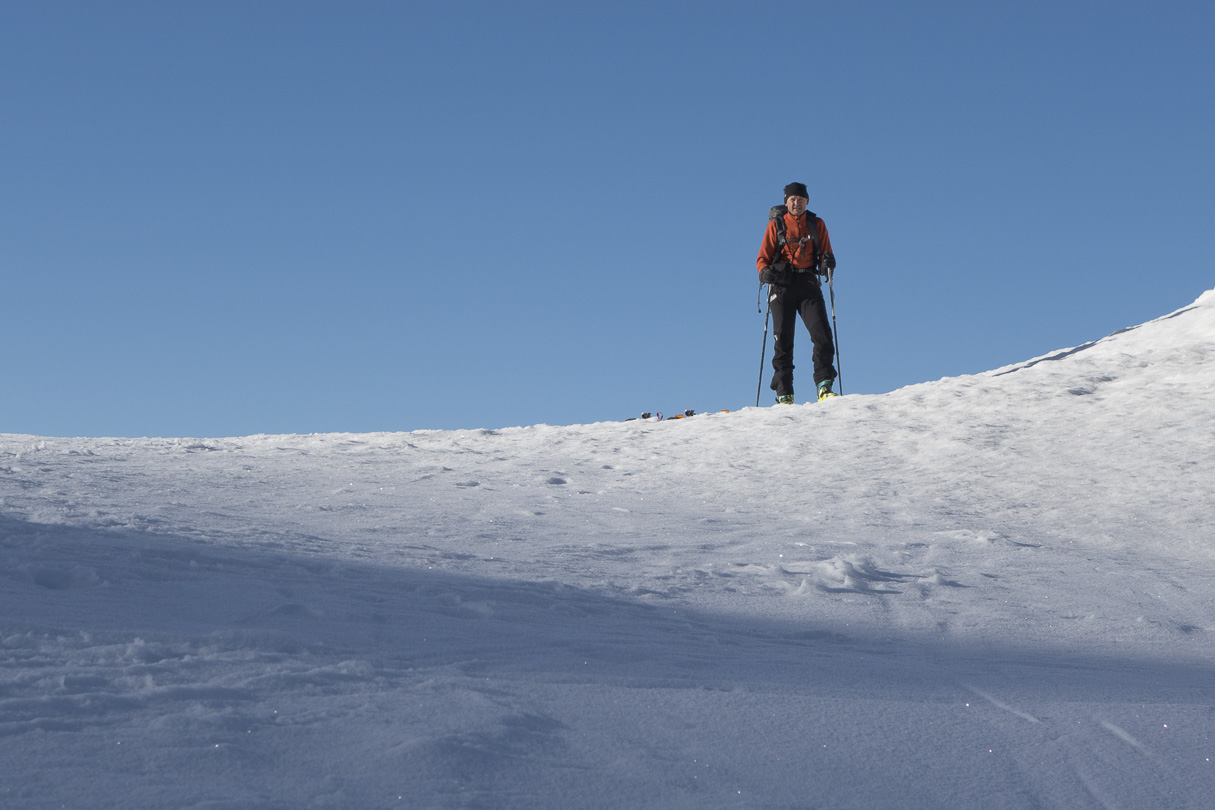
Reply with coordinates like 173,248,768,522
3,290,1214,808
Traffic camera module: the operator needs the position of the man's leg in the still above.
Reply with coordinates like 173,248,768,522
798,282,837,386
768,286,798,398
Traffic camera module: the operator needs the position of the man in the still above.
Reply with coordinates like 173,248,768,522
756,182,838,404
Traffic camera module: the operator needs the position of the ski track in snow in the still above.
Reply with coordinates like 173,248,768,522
2,290,1214,808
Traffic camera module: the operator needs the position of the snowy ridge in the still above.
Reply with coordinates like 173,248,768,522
2,290,1214,808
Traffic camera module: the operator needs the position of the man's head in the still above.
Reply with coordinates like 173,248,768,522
783,182,809,215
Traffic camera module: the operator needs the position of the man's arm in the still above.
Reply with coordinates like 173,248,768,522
816,217,833,258
756,219,780,275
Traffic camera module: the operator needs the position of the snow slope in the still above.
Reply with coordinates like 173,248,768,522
2,290,1214,809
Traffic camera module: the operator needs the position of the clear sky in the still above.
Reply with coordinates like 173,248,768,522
3,0,1212,437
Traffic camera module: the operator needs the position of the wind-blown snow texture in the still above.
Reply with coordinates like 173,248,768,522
3,291,1214,809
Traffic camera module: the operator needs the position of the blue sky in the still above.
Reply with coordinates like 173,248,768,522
3,0,1212,437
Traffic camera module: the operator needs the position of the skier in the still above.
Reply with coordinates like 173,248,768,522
756,182,838,403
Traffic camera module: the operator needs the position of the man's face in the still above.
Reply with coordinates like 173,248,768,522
786,196,808,216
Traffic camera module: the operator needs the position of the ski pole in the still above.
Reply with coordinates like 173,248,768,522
756,283,772,407
826,269,842,394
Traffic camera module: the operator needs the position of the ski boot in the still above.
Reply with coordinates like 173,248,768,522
817,380,839,402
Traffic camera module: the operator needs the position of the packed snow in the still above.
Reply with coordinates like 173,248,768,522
3,290,1214,809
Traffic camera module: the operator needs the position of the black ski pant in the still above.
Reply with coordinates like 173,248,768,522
769,273,836,399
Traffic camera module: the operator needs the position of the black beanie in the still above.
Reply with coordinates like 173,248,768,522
783,182,809,200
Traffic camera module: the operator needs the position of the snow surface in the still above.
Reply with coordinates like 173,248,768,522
3,290,1214,809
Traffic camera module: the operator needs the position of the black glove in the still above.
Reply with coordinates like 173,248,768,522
822,252,836,272
760,264,785,285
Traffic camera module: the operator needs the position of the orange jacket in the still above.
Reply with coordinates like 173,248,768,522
756,212,832,274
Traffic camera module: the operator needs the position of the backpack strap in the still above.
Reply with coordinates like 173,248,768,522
805,212,821,269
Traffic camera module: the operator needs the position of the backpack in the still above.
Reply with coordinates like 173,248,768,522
768,204,821,270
